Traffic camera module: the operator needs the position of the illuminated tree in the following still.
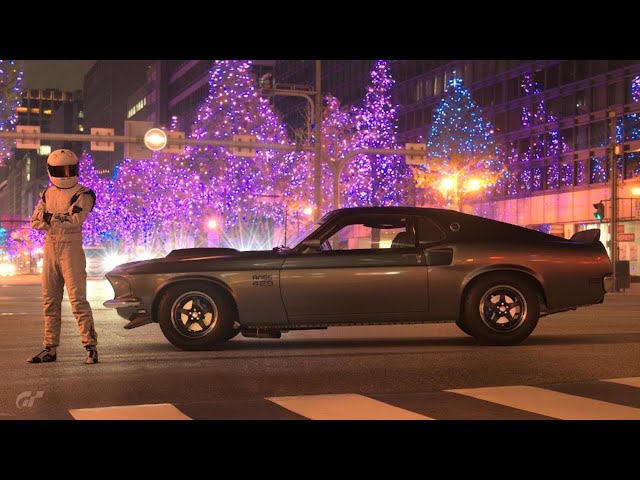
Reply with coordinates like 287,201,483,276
78,151,116,248
415,77,501,209
0,60,23,166
343,60,412,207
189,60,293,249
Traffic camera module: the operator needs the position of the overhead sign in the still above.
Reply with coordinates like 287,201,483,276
232,135,257,158
16,125,40,149
165,131,186,154
124,120,154,160
404,143,427,165
90,128,115,152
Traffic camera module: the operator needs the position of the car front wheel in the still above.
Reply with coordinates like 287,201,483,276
463,275,540,346
157,282,235,350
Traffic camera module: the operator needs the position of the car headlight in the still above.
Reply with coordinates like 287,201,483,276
106,275,132,297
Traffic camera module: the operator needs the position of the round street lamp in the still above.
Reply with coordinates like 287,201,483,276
144,128,167,151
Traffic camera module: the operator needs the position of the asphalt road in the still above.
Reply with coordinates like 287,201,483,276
1,276,639,420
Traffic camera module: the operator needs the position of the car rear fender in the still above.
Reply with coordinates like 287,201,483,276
151,275,238,323
460,265,548,314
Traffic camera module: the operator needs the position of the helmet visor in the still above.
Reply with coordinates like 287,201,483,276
47,164,78,178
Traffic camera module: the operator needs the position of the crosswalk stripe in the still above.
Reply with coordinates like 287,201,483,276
602,377,640,388
448,385,640,420
267,393,434,420
69,403,192,420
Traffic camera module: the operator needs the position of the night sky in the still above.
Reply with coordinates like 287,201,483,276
21,60,96,92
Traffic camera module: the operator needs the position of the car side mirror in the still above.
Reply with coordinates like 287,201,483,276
300,238,322,249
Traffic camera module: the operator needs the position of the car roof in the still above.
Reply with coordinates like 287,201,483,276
325,206,453,218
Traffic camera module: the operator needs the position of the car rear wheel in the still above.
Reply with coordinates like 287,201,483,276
455,318,473,337
463,274,540,346
157,282,236,350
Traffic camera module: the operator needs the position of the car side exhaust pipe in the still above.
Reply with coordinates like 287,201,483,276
241,328,282,339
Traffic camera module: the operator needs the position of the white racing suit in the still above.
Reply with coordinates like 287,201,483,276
30,184,98,348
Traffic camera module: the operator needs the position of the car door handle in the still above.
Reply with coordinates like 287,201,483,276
400,253,423,264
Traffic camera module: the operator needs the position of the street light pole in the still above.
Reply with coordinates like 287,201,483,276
608,110,619,291
314,60,323,221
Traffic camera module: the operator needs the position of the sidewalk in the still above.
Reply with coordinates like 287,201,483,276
0,274,107,286
0,274,42,285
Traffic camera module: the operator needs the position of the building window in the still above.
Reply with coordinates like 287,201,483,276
38,145,51,156
575,160,588,185
624,113,640,142
575,89,589,115
625,152,640,178
518,168,531,192
434,75,442,96
590,156,608,183
532,167,544,191
415,81,423,102
508,109,521,131
559,162,573,186
424,79,432,98
592,85,607,110
545,163,559,189
531,134,544,160
561,61,575,85
546,64,559,89
493,112,506,134
590,120,607,148
576,124,589,150
608,81,624,105
561,127,574,151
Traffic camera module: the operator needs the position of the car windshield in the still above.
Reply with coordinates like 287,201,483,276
285,211,337,249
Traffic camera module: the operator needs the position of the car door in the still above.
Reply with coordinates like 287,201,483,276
279,214,429,325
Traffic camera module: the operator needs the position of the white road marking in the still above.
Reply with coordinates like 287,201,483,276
448,385,640,420
602,377,640,388
267,393,433,420
69,403,191,420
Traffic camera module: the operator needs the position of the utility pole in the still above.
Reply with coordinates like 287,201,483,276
314,60,323,221
608,110,619,291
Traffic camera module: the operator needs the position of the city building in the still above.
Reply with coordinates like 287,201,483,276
0,88,80,219
83,60,152,176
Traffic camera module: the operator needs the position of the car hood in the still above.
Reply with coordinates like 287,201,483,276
107,247,285,276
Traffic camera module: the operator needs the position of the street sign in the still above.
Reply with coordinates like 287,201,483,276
404,143,427,165
619,233,635,242
90,128,115,152
16,125,40,149
232,135,257,158
165,131,186,154
124,120,154,160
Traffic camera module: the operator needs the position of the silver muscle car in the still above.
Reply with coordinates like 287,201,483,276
104,207,614,349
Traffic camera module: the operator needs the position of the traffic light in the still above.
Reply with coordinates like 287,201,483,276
593,202,605,220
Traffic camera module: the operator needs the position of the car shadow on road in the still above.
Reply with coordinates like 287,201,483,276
147,331,640,353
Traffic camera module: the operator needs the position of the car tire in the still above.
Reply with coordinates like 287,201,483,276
455,318,473,337
463,274,540,346
157,282,236,350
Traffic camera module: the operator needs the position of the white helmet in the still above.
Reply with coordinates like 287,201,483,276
47,149,79,189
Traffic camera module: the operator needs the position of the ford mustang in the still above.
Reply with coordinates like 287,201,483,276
104,207,614,349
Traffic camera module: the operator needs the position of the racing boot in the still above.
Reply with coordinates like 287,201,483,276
27,347,57,363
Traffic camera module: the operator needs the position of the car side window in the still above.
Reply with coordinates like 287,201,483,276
324,215,416,251
416,217,446,246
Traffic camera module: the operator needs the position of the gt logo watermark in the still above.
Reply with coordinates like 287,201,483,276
16,391,44,409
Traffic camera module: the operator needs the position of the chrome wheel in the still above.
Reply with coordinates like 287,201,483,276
171,291,218,338
478,285,527,333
